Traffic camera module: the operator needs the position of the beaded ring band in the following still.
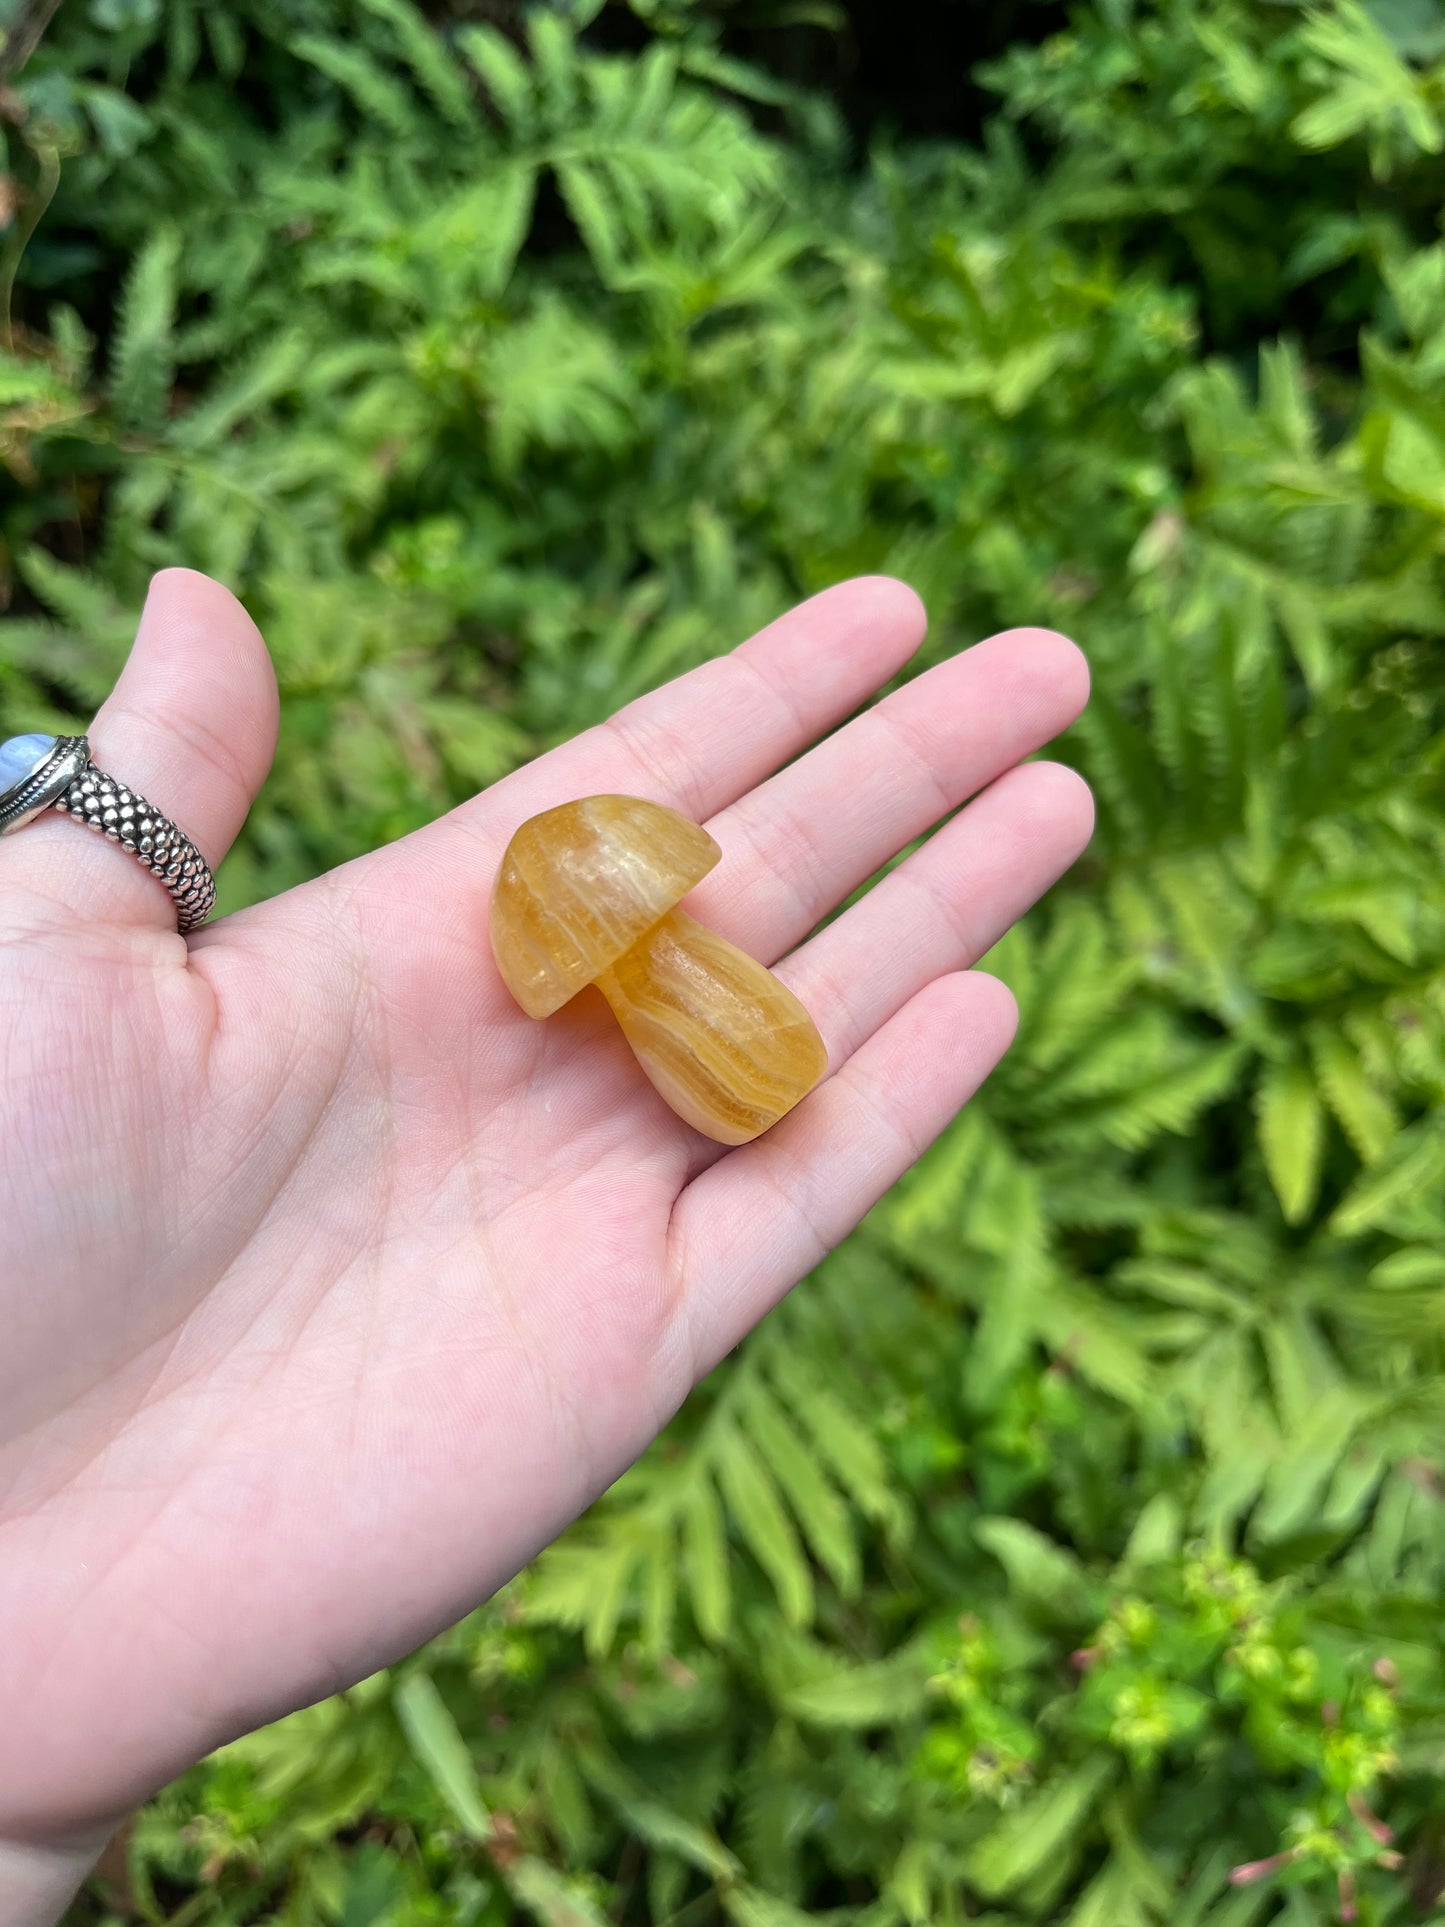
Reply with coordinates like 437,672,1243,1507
0,732,216,934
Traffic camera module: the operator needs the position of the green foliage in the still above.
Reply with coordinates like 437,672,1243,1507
2,0,1444,1922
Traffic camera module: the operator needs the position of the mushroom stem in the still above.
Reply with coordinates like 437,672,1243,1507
594,909,828,1146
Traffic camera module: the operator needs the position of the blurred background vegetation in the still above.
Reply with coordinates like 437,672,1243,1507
3,0,1445,1920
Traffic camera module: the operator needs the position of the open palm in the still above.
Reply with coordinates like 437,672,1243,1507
0,570,1091,1904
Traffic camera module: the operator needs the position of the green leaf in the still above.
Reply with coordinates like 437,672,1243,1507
555,159,625,281
290,33,418,135
457,23,537,133
723,1887,821,1927
1381,410,1445,512
681,1472,732,1643
508,1856,613,1927
527,10,579,121
712,1426,813,1628
393,1675,491,1841
1256,1058,1326,1223
1065,1851,1170,1927
890,1836,936,1927
768,1348,904,1533
639,1522,678,1655
109,227,180,434
1309,1027,1398,1165
621,1800,737,1880
577,1746,739,1878
973,1518,1096,1620
358,0,476,127
742,1382,859,1597
411,165,539,300
1331,1119,1445,1234
783,1651,930,1726
1251,1387,1363,1543
1122,1494,1183,1568
80,82,153,158
1371,1246,1445,1289
966,1759,1116,1899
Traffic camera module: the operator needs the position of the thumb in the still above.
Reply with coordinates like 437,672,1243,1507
1,569,278,936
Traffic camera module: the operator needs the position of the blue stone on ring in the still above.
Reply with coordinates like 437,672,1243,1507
0,733,59,795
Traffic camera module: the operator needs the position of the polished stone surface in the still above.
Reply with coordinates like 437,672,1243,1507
490,793,722,1019
598,907,828,1146
0,734,58,796
490,793,826,1144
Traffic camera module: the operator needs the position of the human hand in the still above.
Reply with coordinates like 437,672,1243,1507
0,570,1091,1918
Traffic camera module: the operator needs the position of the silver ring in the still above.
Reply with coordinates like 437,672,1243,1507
0,732,216,934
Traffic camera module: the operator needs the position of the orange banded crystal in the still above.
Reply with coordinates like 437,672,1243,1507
489,795,827,1144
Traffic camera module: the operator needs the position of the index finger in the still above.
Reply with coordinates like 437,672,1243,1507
418,576,929,876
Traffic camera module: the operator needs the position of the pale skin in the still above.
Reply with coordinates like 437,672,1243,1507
0,569,1093,1923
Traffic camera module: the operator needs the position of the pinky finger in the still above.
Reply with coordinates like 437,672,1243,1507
667,970,1018,1379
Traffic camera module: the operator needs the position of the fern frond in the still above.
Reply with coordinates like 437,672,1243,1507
358,0,476,129
1256,1057,1327,1224
109,228,181,435
289,34,421,137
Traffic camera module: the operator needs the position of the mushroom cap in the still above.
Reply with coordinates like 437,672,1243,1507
489,794,721,1018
